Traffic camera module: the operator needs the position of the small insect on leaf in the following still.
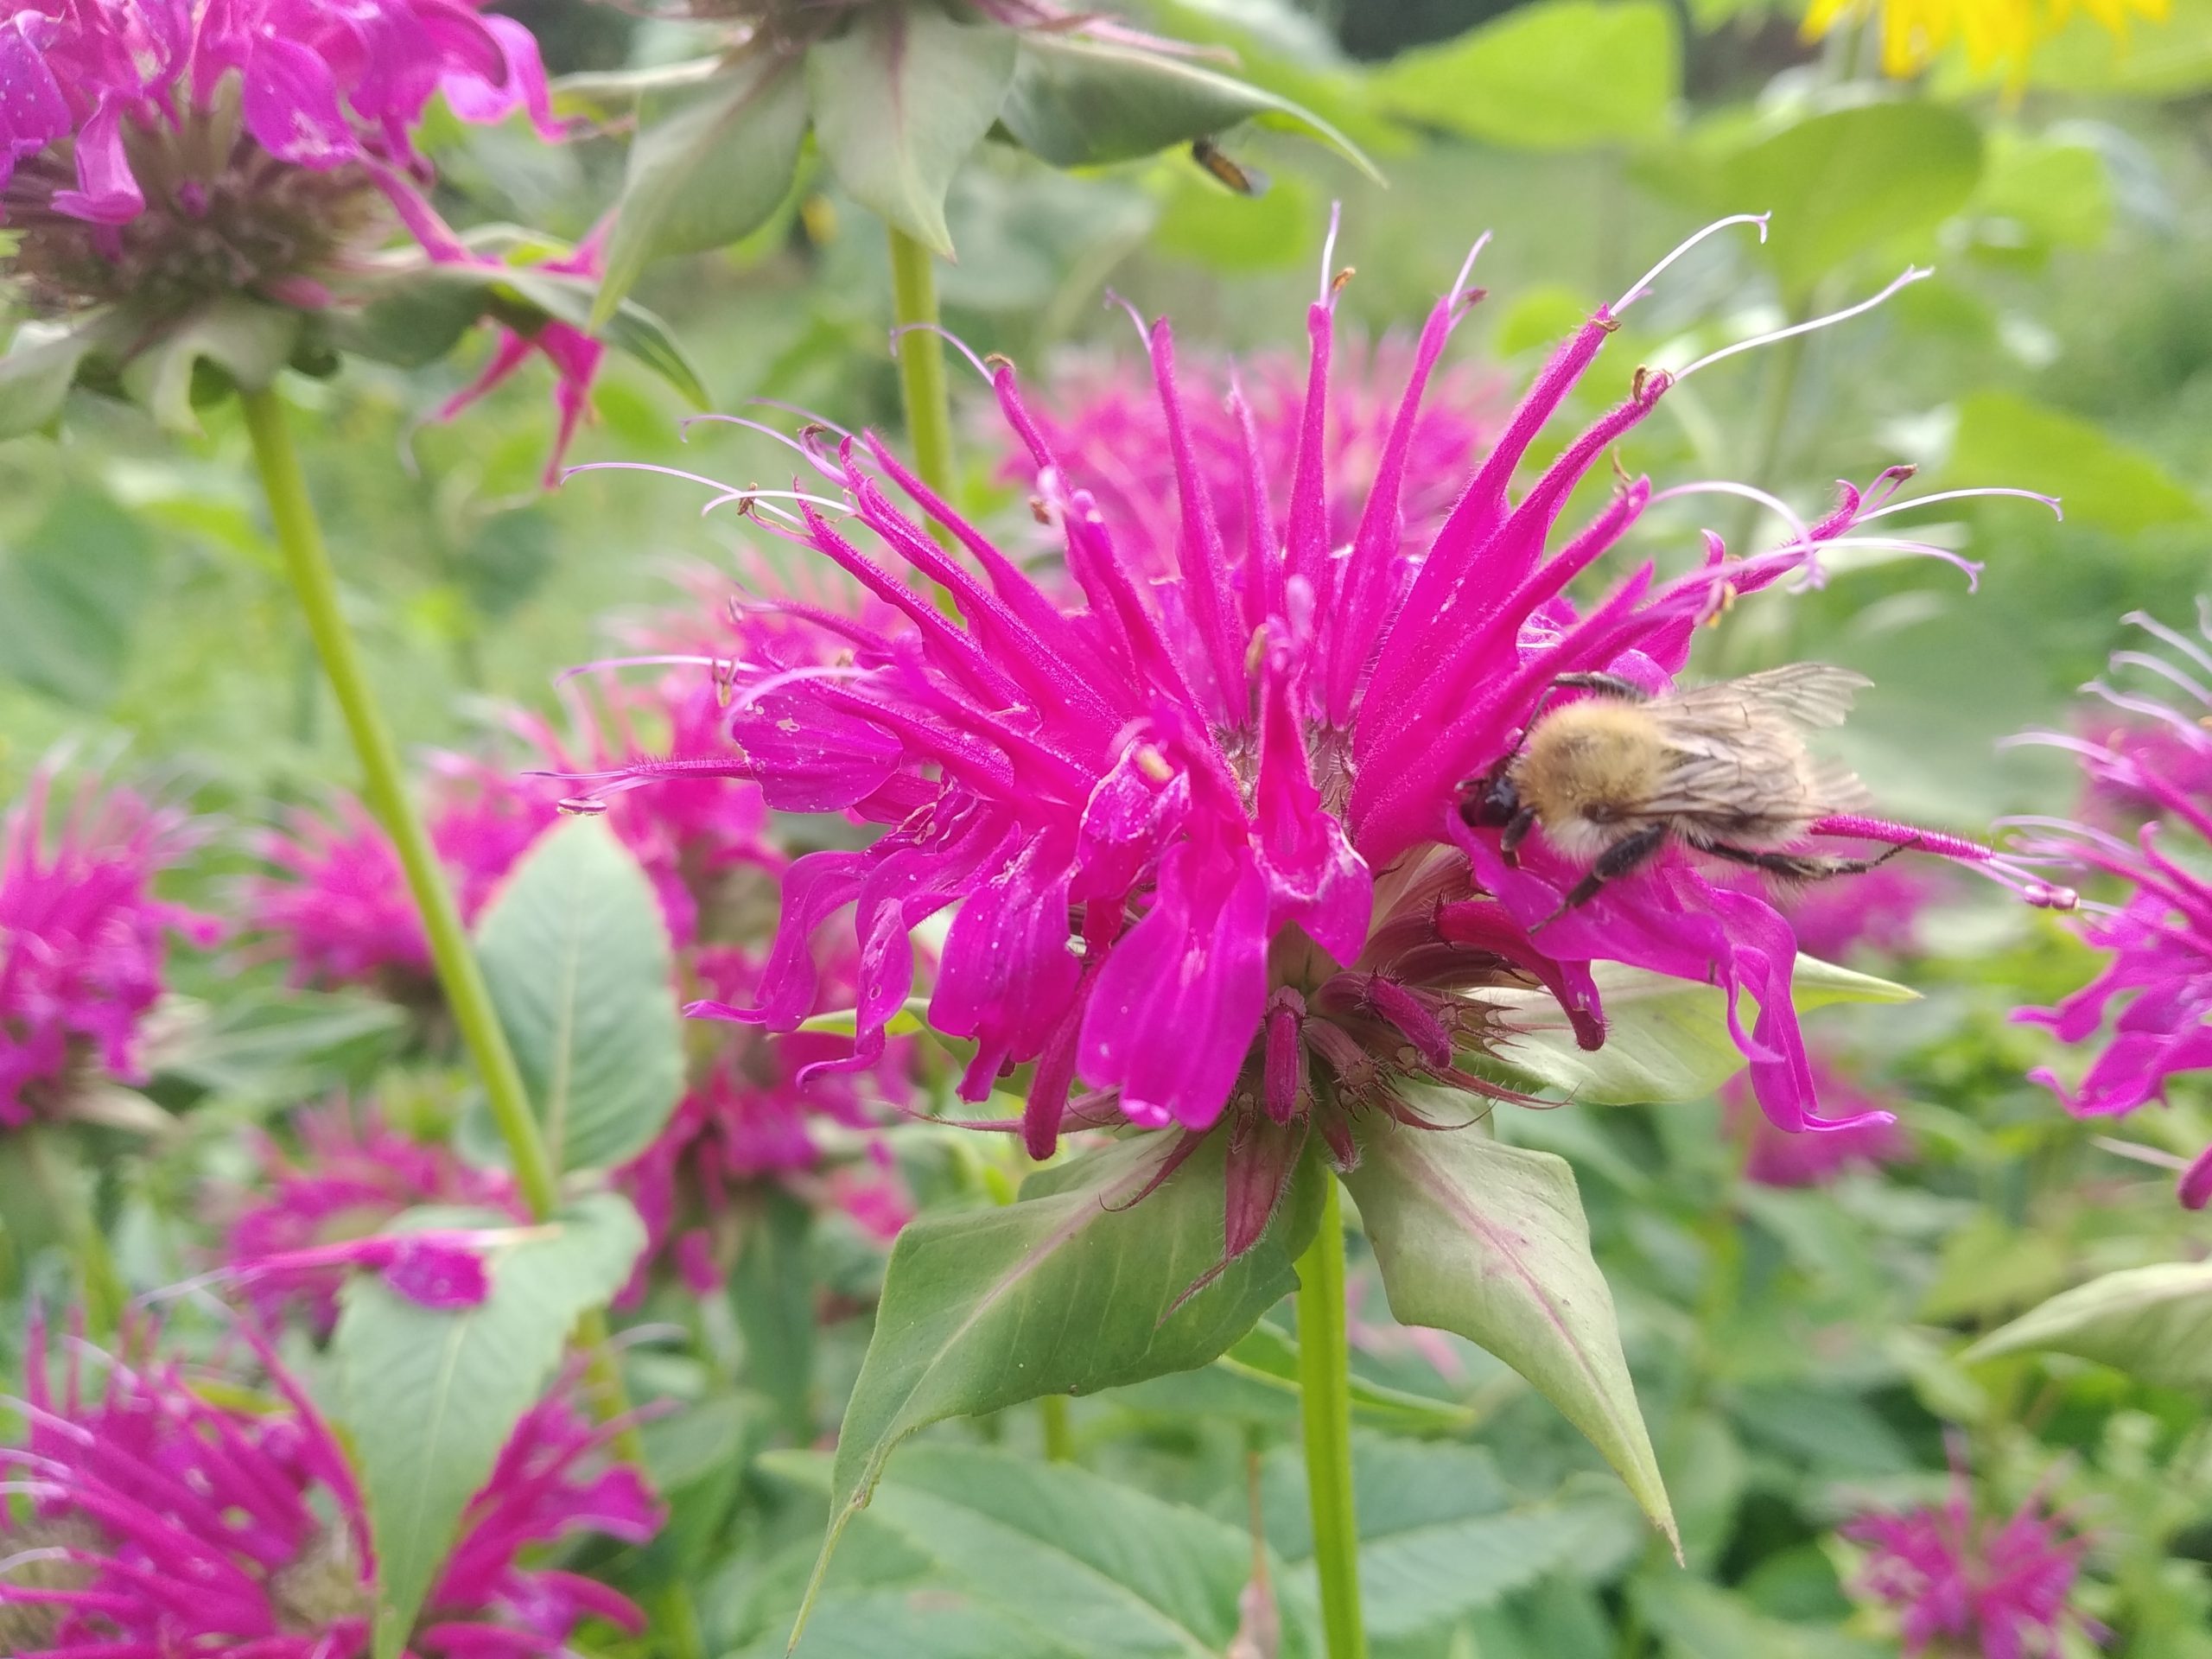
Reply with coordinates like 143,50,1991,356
1192,137,1270,197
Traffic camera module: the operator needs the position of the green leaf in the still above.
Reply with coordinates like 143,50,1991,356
1718,102,1984,296
332,261,710,407
1263,1435,1638,1643
1343,1126,1674,1550
999,32,1377,177
118,298,302,432
149,990,406,1110
807,8,1018,257
0,321,101,441
1217,1321,1477,1433
1370,0,1680,150
767,1445,1317,1657
1966,1261,2212,1391
731,1187,819,1439
1947,389,2204,533
594,53,809,326
1969,131,2113,252
797,1132,1323,1643
1476,956,1914,1106
475,818,684,1173
0,486,154,709
1630,1574,1885,1659
330,1193,645,1659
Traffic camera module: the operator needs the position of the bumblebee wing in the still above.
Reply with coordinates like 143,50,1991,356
1641,715,1817,819
1807,756,1874,813
1669,663,1872,730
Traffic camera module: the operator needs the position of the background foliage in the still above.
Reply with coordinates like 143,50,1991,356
4,0,2210,1654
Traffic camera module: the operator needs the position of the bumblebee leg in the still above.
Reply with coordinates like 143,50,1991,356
1499,808,1537,868
1550,671,1649,702
1698,838,1919,882
1538,824,1670,925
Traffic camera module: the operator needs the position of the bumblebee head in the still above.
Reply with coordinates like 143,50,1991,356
1459,760,1521,830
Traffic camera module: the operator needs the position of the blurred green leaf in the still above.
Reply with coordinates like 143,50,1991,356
1154,168,1319,272
595,54,808,326
1480,957,1914,1107
0,486,154,709
1947,389,2204,532
475,817,684,1173
149,990,406,1109
1971,131,2114,252
1630,1574,1885,1659
731,1186,819,1439
808,10,1018,257
331,1192,645,1659
766,1445,1319,1656
1344,1127,1674,1550
796,1133,1323,1645
1370,0,1680,151
1265,1434,1638,1643
1718,103,1983,296
999,32,1378,177
2017,0,2212,94
0,322,101,441
1967,1261,2212,1390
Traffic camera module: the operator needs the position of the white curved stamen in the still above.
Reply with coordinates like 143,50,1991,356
1447,231,1492,304
1318,200,1344,307
887,321,995,384
2123,608,2212,682
1673,266,1932,381
1650,480,1811,549
1611,213,1770,315
2109,650,2212,709
1852,486,2063,524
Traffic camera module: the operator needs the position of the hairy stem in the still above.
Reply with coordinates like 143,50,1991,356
1296,1176,1367,1659
239,384,559,1220
887,223,959,552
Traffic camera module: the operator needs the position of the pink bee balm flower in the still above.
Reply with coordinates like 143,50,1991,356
0,1316,658,1656
1013,336,1506,575
0,0,552,306
1,769,215,1128
1721,1059,1906,1186
568,216,2038,1262
2011,609,2212,1208
221,1102,523,1333
1843,1445,2099,1659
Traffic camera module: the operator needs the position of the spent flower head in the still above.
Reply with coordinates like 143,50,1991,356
1,766,214,1128
2011,607,2212,1207
0,1314,658,1656
565,214,2048,1265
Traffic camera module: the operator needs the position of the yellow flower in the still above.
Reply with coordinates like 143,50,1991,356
1803,0,2170,77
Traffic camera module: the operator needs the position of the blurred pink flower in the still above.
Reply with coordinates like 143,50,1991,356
1,769,215,1128
1721,1060,1906,1185
1780,861,1944,962
436,226,608,487
222,1102,523,1332
245,690,776,992
1844,1446,2098,1659
0,1315,657,1656
572,218,2027,1270
2012,609,2212,1207
613,944,912,1300
1014,336,1506,575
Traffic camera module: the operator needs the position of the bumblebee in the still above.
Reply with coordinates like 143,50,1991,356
1461,663,1914,914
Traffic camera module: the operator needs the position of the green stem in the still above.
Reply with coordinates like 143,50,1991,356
238,385,559,1222
240,380,698,1644
1296,1176,1367,1659
886,224,958,551
1039,1393,1075,1463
